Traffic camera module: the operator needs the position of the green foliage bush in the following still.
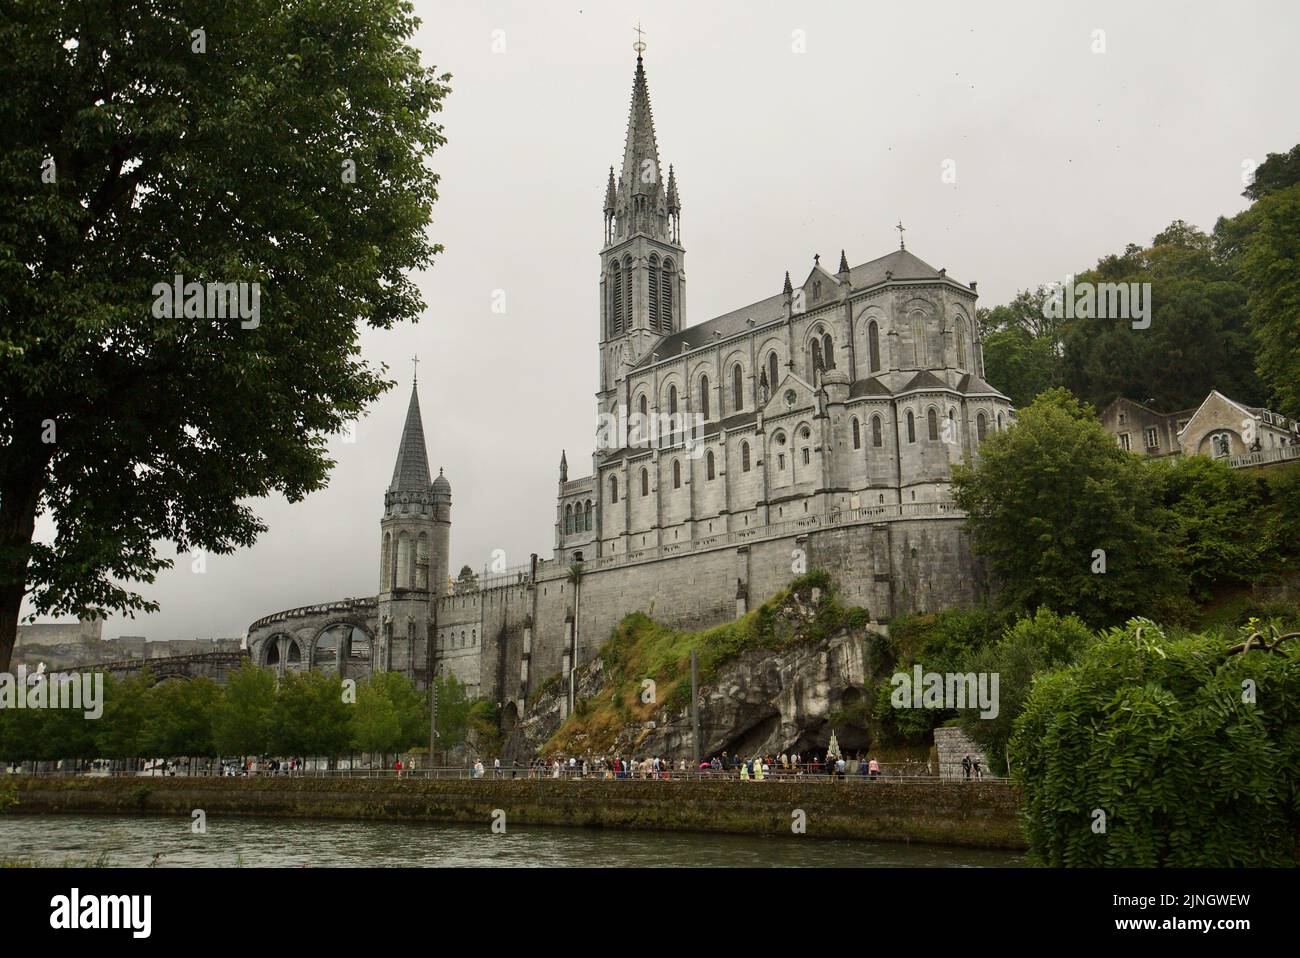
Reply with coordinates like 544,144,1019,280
1011,618,1300,866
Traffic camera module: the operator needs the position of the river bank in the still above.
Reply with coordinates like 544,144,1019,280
5,775,1026,850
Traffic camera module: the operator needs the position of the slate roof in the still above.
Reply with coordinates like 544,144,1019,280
389,383,432,492
850,377,893,398
633,249,953,369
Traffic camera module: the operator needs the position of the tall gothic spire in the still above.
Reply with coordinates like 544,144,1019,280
620,54,663,199
606,52,673,243
389,380,432,492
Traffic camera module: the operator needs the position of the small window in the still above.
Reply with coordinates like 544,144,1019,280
732,364,744,412
742,441,751,472
673,459,682,488
641,468,649,497
872,416,883,448
1145,427,1159,449
927,407,939,441
699,375,711,420
706,450,716,480
852,418,861,449
801,448,810,465
907,411,916,444
976,412,987,442
609,475,619,502
1118,433,1131,451
778,453,786,470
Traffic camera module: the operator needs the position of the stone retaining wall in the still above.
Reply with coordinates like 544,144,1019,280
8,775,1025,850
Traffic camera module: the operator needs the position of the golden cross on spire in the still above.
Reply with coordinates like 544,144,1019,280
896,220,906,250
633,22,646,57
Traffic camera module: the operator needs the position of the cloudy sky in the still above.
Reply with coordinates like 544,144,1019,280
27,0,1298,640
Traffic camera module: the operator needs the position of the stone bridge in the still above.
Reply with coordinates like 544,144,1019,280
98,651,251,684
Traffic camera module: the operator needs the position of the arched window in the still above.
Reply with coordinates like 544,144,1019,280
997,412,1004,431
810,339,823,379
565,503,573,534
661,259,674,330
672,459,682,489
611,262,623,335
699,375,710,420
852,417,861,449
641,468,649,497
732,364,744,412
976,412,987,442
741,441,751,472
927,407,939,441
609,475,618,503
585,499,593,531
623,256,634,329
867,320,881,373
956,324,967,369
668,384,678,416
912,314,926,366
706,450,716,480
907,410,916,443
638,393,649,443
872,415,883,447
822,333,834,369
768,352,779,393
648,253,660,329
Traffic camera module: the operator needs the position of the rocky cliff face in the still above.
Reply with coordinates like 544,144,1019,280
517,586,888,762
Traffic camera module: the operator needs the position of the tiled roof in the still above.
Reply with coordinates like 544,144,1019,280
633,249,951,369
389,383,432,492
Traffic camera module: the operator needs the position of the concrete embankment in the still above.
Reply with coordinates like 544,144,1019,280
7,776,1026,850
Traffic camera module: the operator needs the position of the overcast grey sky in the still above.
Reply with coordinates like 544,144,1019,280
27,0,1299,640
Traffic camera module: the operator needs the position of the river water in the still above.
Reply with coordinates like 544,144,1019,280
0,814,1024,867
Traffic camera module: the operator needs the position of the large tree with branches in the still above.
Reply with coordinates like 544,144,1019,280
0,0,451,670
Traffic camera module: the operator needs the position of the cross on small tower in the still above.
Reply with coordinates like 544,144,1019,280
411,354,420,383
633,22,646,57
896,220,906,251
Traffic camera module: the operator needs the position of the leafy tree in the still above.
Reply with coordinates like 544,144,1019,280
1147,455,1276,598
0,0,452,671
1057,222,1265,412
869,608,1003,744
1011,618,1300,866
979,325,1061,408
351,677,403,761
957,607,1093,774
952,389,1182,626
269,669,352,761
1240,184,1300,418
1243,144,1300,201
211,662,275,758
141,676,220,760
433,673,472,759
95,671,155,765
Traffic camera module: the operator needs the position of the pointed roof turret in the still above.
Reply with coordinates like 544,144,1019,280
783,270,793,296
603,166,616,214
666,164,680,213
838,249,850,276
389,381,432,493
559,449,569,483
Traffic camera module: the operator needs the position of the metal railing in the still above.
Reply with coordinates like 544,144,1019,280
1225,444,1300,470
9,763,1007,784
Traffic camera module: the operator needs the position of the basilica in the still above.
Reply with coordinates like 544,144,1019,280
245,52,1011,727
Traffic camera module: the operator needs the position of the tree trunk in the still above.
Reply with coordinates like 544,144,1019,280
0,441,52,674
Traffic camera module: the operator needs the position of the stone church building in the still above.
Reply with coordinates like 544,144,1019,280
245,53,1013,734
